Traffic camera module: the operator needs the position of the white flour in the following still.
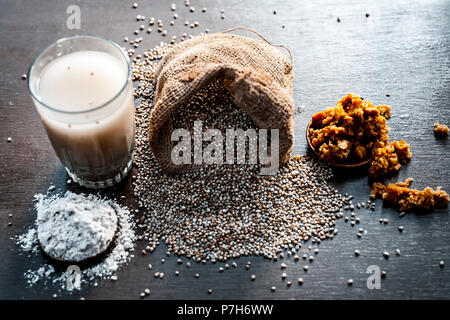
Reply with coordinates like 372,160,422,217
14,191,136,290
36,191,118,262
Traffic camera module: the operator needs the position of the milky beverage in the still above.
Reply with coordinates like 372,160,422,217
35,51,135,183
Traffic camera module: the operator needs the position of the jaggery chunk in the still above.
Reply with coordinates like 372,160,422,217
391,140,412,162
368,140,412,179
370,178,449,212
393,177,414,188
354,143,368,159
309,94,391,164
376,104,391,119
318,139,352,161
310,94,411,179
434,122,449,138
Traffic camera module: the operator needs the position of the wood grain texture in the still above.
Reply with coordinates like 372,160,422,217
0,0,449,300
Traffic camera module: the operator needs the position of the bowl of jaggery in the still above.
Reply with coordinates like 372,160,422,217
306,94,411,175
306,121,371,168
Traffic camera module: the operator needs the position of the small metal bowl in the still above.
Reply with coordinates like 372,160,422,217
306,120,371,168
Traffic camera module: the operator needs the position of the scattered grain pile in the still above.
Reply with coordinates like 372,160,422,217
131,43,346,262
171,79,258,134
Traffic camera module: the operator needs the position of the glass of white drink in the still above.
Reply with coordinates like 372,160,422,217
28,36,135,188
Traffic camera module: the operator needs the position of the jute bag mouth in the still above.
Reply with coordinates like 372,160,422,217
148,28,296,173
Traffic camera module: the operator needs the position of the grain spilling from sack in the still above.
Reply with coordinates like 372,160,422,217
147,33,295,173
131,37,346,262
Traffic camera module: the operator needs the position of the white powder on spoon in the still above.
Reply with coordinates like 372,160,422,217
36,191,118,262
14,190,136,290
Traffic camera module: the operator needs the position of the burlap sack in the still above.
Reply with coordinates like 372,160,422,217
148,30,295,173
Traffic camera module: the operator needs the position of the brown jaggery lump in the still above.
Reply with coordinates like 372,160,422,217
368,140,412,179
434,122,449,138
309,94,411,178
370,177,414,200
310,94,391,163
371,178,449,212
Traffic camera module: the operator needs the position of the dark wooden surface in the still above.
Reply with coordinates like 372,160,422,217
0,0,449,300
